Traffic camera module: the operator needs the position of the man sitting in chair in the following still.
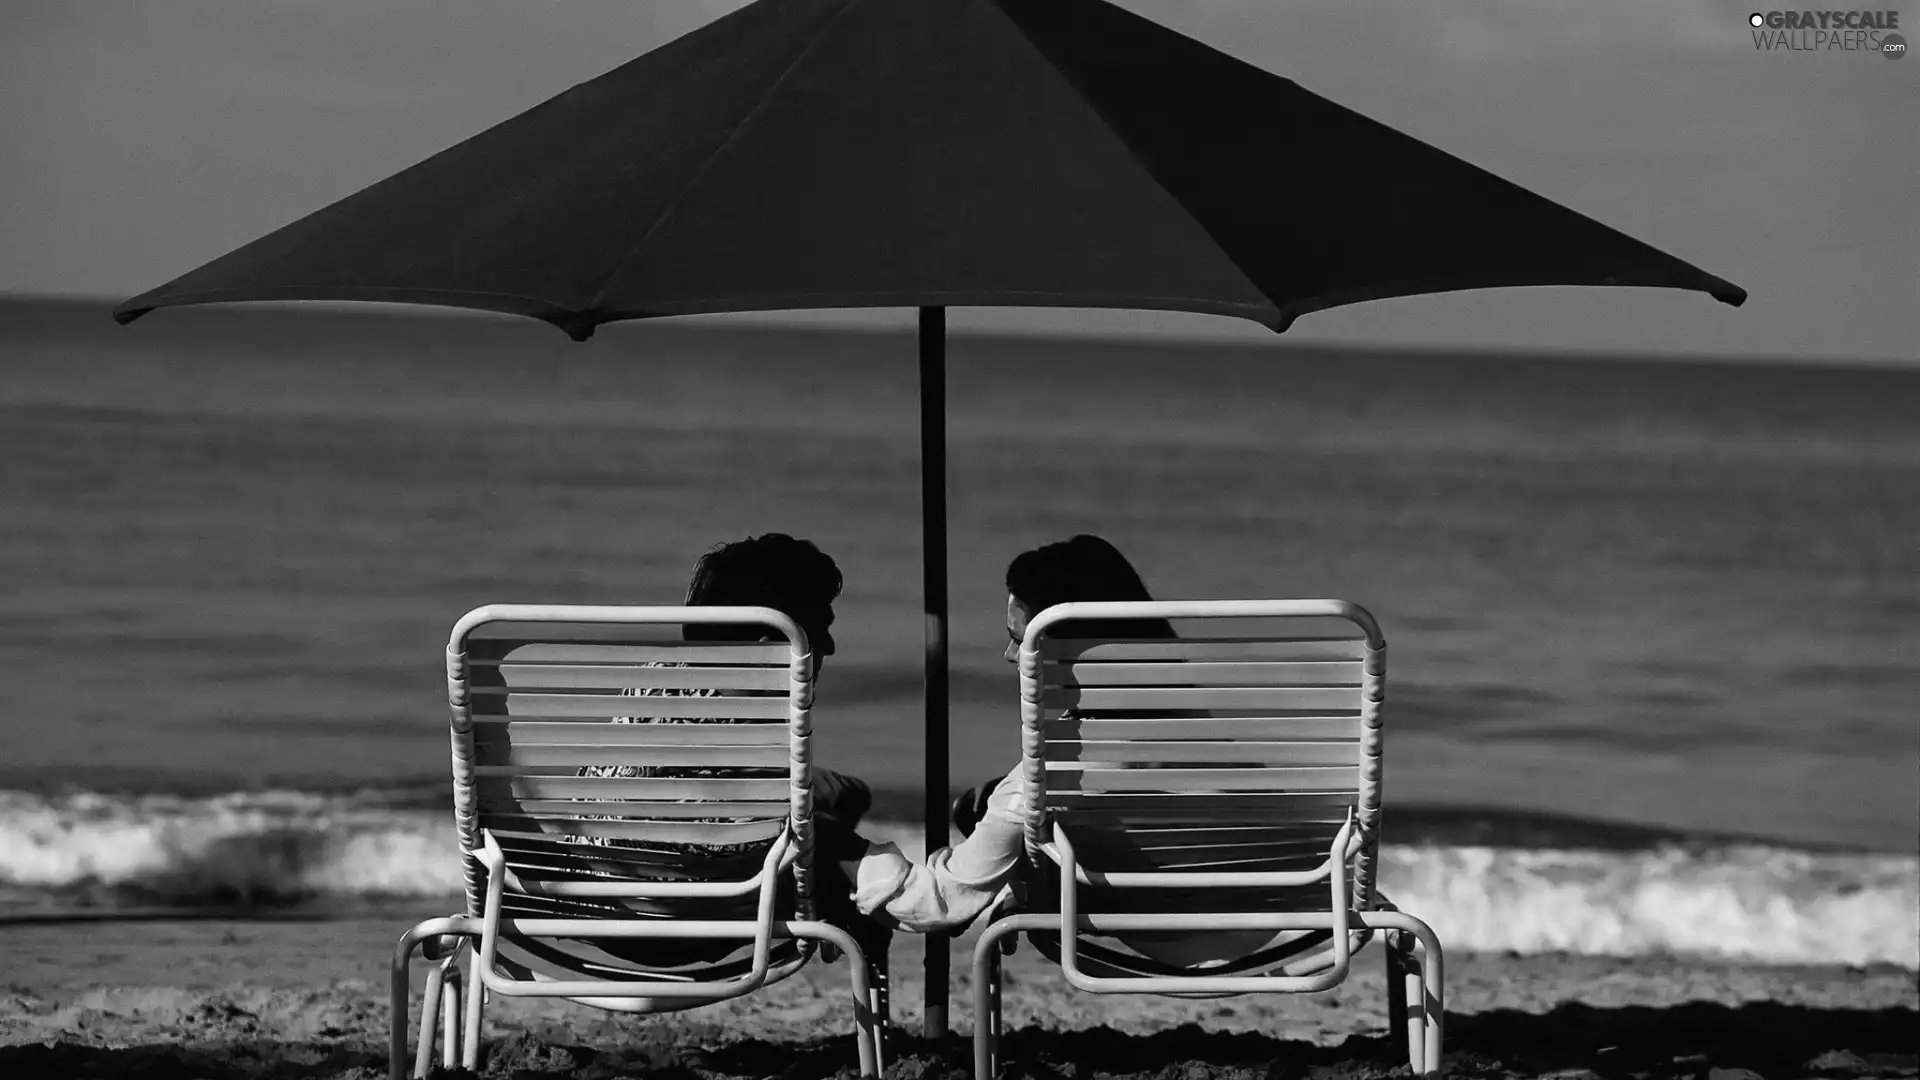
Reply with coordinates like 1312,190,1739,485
581,532,887,963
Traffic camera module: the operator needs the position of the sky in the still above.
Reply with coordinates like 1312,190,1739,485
1,0,1914,361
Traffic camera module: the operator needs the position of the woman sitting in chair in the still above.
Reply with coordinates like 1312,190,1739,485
832,534,1275,967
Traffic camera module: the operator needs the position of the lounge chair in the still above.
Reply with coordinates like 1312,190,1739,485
971,599,1442,1077
391,604,883,1080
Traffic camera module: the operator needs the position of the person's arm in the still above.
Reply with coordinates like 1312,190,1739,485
836,767,1027,933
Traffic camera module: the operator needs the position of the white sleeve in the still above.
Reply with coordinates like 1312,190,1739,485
840,767,1027,933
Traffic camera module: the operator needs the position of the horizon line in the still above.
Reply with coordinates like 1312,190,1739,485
5,289,1913,372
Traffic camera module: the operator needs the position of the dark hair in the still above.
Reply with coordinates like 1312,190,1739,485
682,533,841,654
1005,534,1174,640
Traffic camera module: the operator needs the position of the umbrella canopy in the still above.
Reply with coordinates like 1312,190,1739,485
113,0,1746,1037
114,0,1744,337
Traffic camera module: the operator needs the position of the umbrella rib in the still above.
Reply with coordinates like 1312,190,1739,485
1266,273,1747,333
577,0,862,321
114,285,579,326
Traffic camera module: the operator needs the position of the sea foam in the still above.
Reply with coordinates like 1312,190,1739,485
1,789,1911,968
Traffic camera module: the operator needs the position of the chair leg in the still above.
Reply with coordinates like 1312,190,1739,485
1401,950,1426,1075
439,962,462,1072
411,961,445,1080
392,919,470,1080
841,944,878,1077
391,917,476,1080
972,947,996,1080
1386,932,1409,1054
972,919,1021,1080
461,941,487,1072
1364,910,1446,1076
786,921,878,1077
869,950,890,1069
1414,936,1444,1075
988,947,1003,1053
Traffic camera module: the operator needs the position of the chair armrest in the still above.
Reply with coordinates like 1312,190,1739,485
467,830,793,1000
1044,813,1360,993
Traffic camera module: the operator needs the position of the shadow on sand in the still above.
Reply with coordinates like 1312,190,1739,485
1,1001,1913,1080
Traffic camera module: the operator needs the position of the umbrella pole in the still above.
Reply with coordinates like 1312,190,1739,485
918,305,950,1038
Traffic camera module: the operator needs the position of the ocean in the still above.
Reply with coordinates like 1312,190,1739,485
1,296,1915,967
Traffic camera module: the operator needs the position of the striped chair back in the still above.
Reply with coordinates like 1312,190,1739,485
446,605,815,935
1018,600,1384,920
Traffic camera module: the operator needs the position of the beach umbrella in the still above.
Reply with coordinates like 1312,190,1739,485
113,0,1745,1033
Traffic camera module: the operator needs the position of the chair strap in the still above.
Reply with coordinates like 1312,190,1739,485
497,928,810,982
1023,926,1368,980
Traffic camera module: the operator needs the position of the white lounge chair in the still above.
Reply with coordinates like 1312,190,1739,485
391,604,883,1080
971,599,1442,1077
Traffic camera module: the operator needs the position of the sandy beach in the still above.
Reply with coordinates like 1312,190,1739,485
3,913,1914,1079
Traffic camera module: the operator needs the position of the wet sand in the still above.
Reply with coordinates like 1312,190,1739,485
2,915,1914,1079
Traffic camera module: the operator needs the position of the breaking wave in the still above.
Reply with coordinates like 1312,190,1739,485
1376,844,1915,969
0,788,1912,968
0,787,459,908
